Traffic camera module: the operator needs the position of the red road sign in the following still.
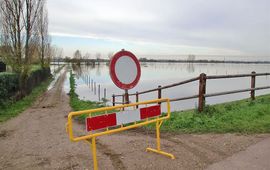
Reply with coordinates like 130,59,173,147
109,50,141,90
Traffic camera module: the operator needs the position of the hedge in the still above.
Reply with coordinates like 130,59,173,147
0,72,19,106
25,67,51,94
0,67,51,106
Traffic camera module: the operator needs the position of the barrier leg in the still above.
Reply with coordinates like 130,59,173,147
86,138,98,170
146,120,175,159
91,137,98,170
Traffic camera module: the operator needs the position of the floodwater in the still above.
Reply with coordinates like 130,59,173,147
67,62,270,111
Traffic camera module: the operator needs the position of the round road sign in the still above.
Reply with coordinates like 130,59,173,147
109,50,141,90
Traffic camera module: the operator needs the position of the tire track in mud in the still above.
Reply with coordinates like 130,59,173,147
121,129,218,165
95,139,126,170
32,68,66,109
183,135,228,158
161,136,213,164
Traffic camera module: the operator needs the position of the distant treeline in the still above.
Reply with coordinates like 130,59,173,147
53,57,270,64
138,58,270,64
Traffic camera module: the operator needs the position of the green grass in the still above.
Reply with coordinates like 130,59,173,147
30,64,42,72
147,94,270,133
0,77,52,122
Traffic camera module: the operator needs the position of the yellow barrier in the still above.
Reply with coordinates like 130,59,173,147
66,98,175,170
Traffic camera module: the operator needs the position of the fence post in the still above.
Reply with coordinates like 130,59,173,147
158,85,162,104
112,94,115,106
104,88,106,100
94,82,96,95
198,73,206,112
136,92,139,108
122,94,125,105
91,80,93,91
251,71,256,100
98,84,100,101
122,94,125,110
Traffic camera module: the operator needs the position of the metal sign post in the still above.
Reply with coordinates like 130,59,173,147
109,49,141,104
124,89,129,104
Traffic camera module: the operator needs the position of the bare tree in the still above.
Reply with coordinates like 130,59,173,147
74,50,82,59
187,54,196,62
57,47,63,65
74,49,82,65
96,52,101,64
36,0,50,68
84,52,91,59
50,45,63,64
0,0,24,72
107,52,114,60
24,0,42,65
0,0,46,96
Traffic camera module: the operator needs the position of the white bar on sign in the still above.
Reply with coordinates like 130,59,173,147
116,109,141,125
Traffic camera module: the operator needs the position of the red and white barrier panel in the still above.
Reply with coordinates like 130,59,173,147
86,105,161,131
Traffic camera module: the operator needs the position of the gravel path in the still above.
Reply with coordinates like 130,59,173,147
0,68,269,170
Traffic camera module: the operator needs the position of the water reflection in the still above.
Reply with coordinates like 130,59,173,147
71,62,270,111
71,64,82,76
187,63,195,73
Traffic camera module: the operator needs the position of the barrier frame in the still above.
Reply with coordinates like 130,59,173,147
66,98,175,170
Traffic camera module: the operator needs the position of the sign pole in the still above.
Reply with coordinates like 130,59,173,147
124,89,129,104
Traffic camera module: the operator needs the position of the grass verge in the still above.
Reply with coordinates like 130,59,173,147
69,71,106,121
0,77,53,122
147,94,270,133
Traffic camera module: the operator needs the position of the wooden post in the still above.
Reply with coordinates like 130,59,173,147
112,94,115,106
91,80,93,91
251,71,256,100
124,89,129,104
98,84,100,101
94,82,96,95
136,92,139,108
158,85,162,104
104,88,106,100
122,94,125,110
198,73,206,112
122,94,125,105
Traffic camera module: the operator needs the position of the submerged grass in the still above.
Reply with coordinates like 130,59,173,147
0,77,52,122
69,71,107,121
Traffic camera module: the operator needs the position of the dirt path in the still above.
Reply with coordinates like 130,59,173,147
0,68,269,170
0,68,113,170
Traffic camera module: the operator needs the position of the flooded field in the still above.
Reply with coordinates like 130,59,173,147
66,62,270,111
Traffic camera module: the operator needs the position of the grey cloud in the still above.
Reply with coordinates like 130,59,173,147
48,0,270,56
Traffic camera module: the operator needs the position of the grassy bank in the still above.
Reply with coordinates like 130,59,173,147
150,94,270,133
69,71,105,120
0,77,52,122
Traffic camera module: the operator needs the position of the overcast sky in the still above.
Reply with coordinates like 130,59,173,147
48,0,270,58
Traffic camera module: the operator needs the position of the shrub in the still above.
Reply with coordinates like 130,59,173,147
0,67,51,106
0,72,19,106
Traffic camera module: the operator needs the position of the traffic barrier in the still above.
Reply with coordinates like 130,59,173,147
66,98,175,170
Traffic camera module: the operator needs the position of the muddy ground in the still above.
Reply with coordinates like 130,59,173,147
0,69,269,170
